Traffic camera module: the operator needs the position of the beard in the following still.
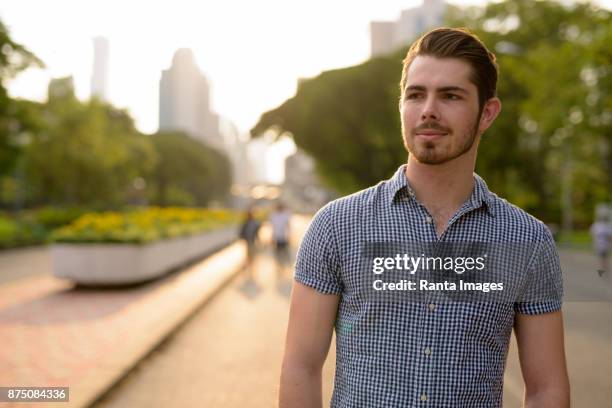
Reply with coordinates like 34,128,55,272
402,115,481,165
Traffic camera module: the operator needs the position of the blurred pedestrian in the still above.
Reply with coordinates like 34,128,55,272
590,213,611,277
239,207,261,279
269,202,291,275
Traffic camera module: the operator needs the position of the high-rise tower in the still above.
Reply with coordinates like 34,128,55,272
158,49,221,149
90,37,109,101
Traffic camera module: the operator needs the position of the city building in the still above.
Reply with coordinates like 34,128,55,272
282,149,336,214
48,76,75,100
90,37,109,101
246,138,270,185
158,48,222,150
219,116,249,187
370,0,446,57
370,21,397,57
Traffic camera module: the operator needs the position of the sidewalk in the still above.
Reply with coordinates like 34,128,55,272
0,240,246,408
0,247,51,285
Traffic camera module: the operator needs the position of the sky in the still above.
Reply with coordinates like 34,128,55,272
2,0,610,134
1,0,495,135
1,0,609,182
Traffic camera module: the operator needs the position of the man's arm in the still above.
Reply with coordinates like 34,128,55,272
279,282,340,408
514,310,570,407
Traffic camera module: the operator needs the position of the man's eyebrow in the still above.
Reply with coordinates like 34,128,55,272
405,85,426,92
404,85,469,94
437,86,469,94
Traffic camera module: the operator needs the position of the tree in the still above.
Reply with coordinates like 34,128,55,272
252,56,405,195
148,132,231,206
23,90,157,207
446,0,611,225
0,18,43,179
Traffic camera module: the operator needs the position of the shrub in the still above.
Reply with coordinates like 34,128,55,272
51,207,240,244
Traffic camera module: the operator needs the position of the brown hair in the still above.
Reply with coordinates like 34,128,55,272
399,27,499,112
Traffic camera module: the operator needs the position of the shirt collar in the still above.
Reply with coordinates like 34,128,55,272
386,165,496,217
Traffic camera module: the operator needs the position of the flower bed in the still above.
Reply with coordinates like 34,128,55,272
51,208,240,285
51,207,239,244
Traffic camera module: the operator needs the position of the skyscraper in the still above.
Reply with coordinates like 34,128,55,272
49,76,75,101
158,49,222,150
370,0,446,57
90,37,109,101
219,116,249,186
370,21,397,57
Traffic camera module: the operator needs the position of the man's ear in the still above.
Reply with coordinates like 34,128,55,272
478,97,502,135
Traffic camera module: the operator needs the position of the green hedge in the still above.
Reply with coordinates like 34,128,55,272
0,215,44,249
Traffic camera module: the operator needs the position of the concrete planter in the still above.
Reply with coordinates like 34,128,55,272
52,227,238,285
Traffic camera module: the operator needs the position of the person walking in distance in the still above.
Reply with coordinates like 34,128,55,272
269,202,292,276
239,207,260,280
590,211,611,277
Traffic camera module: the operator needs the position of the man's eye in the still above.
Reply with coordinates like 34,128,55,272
445,93,460,100
406,93,422,100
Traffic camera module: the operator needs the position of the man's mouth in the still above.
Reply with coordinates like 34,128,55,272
412,124,450,140
415,130,447,140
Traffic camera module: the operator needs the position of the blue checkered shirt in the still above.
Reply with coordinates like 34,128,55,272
294,165,563,407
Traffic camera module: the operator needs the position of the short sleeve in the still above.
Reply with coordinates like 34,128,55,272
514,225,564,315
294,204,343,294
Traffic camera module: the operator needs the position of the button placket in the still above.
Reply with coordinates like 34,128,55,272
419,295,436,406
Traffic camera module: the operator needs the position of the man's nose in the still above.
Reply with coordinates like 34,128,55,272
420,97,440,121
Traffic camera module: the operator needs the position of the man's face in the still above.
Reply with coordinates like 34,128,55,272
400,56,490,165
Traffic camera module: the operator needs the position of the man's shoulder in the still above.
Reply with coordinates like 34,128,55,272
487,192,551,239
305,183,385,245
315,181,387,219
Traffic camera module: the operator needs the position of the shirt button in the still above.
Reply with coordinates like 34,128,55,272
426,216,433,224
420,393,428,402
424,347,432,356
428,303,436,311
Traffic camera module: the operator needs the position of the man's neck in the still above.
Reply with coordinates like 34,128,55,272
404,153,476,232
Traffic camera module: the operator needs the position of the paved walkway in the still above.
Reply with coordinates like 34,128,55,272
0,240,246,408
0,247,51,285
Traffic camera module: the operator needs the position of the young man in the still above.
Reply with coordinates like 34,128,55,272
280,28,569,407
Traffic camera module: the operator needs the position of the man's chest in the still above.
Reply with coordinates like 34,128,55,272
332,207,527,340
